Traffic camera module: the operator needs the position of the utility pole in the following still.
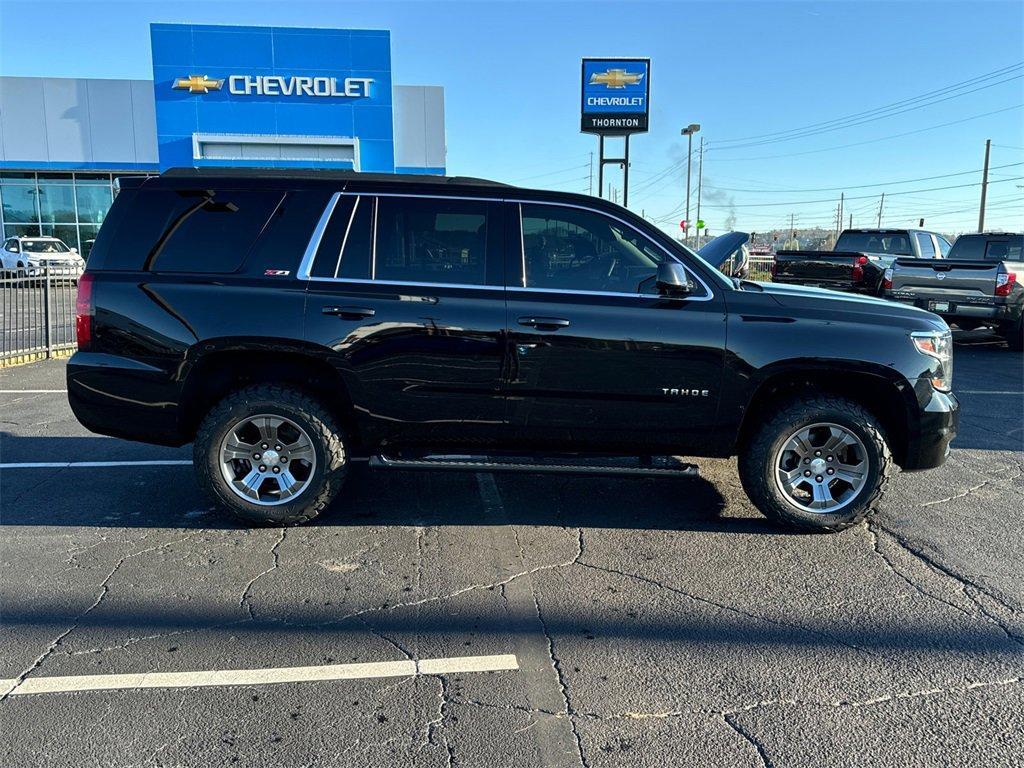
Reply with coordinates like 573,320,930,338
588,152,594,196
838,193,844,235
877,193,885,227
681,124,700,246
849,213,853,230
695,136,705,249
790,213,795,247
978,138,991,232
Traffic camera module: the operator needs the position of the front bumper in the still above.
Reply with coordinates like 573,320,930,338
901,385,959,471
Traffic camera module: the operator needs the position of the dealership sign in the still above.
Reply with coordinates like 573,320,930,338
172,73,374,98
580,58,650,135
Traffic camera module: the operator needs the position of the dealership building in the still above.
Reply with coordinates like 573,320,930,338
0,23,446,256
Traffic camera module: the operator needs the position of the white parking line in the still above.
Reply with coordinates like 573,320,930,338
0,460,192,469
0,654,519,696
0,389,68,393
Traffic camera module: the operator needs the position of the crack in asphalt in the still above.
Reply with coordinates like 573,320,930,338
531,529,589,768
873,518,1022,616
576,559,877,660
722,713,774,768
238,528,287,621
424,676,456,768
0,531,201,701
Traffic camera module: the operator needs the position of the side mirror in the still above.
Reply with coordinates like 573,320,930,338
656,261,692,296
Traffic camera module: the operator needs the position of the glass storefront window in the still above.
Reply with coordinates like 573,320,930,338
1,183,41,223
4,223,41,238
40,224,81,252
75,183,112,224
37,182,77,223
0,172,148,254
79,224,101,259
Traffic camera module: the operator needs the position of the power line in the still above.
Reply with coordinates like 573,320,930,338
712,62,1023,147
696,176,1024,209
706,104,1024,163
700,162,1024,194
509,162,589,183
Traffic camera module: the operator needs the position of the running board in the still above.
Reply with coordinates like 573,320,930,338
369,454,698,479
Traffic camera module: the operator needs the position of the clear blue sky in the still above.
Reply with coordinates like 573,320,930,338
1,0,1021,235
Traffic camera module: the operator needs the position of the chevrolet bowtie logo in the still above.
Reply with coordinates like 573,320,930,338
173,75,223,94
589,69,644,89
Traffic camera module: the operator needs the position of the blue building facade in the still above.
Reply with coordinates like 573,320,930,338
151,24,399,173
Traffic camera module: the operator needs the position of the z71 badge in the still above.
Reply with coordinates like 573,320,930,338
264,269,291,276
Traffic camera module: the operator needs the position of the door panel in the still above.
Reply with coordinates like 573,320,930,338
303,193,508,449
504,201,727,453
506,291,726,452
305,283,507,447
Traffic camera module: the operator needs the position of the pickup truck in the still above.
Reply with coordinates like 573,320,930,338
772,228,953,295
67,169,959,533
885,232,1023,350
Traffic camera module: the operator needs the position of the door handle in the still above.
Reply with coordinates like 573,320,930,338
322,306,376,320
517,316,570,330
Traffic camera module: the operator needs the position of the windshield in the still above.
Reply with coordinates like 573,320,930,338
834,232,912,256
22,239,70,254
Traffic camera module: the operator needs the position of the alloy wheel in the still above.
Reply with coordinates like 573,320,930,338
773,422,869,513
219,414,317,506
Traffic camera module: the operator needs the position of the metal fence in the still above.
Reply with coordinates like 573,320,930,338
1,270,79,364
748,255,774,281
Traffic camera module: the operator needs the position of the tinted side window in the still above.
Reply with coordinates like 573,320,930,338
520,203,664,293
947,236,986,260
986,238,1022,261
246,190,332,276
153,190,283,273
914,232,935,258
374,197,491,286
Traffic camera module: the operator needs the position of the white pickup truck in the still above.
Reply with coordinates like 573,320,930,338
884,232,1023,350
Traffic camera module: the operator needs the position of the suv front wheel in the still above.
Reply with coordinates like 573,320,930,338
739,396,892,532
194,385,348,526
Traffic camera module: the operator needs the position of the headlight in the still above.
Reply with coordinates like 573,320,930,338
911,330,952,392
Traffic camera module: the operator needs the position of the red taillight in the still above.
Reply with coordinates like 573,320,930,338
75,272,95,350
851,255,868,282
995,271,1017,297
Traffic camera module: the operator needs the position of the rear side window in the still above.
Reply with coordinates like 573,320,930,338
245,190,332,276
152,190,283,273
914,232,935,258
985,237,1022,261
947,236,987,260
374,197,491,286
92,188,282,273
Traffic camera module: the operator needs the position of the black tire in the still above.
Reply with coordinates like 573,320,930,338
194,384,348,526
739,396,892,532
1003,315,1023,352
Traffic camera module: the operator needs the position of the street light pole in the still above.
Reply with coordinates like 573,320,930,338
681,123,700,246
978,138,991,232
695,136,704,249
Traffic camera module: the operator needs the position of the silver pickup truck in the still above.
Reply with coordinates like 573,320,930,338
884,232,1023,350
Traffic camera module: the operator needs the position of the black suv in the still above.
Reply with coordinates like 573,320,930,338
68,169,959,532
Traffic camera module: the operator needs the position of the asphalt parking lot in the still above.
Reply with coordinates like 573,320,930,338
0,331,1021,768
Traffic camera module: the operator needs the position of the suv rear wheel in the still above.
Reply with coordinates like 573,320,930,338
194,385,348,526
739,396,891,532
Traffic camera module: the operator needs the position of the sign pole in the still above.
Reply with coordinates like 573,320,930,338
598,135,605,199
623,134,630,208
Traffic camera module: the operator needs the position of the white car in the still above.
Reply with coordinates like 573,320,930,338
0,236,85,279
